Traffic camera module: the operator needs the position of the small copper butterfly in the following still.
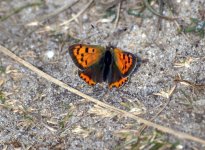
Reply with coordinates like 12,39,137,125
69,44,138,89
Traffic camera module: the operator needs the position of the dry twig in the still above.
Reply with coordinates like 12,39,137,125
60,0,94,26
113,1,122,30
27,0,79,26
143,0,177,21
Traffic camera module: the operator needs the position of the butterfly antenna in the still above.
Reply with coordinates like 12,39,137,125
80,24,107,43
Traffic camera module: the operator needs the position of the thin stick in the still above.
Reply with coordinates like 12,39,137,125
143,0,177,21
0,2,42,22
113,1,122,30
28,0,79,24
60,0,94,26
138,96,172,135
0,45,205,145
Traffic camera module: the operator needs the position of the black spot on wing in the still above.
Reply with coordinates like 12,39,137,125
128,57,130,63
85,47,88,53
123,54,125,59
77,48,80,55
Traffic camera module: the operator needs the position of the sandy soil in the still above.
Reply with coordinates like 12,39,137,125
0,0,205,149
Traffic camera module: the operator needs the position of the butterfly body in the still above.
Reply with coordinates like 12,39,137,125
69,44,137,88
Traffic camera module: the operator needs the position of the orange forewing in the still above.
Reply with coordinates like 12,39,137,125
113,48,136,76
69,44,104,70
109,77,128,89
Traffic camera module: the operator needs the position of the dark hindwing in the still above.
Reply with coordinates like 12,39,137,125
107,63,128,89
78,60,105,86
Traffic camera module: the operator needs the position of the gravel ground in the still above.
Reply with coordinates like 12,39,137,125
0,0,205,149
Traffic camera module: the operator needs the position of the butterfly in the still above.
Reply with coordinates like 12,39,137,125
69,44,138,89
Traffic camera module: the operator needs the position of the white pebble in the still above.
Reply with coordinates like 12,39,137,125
46,50,54,59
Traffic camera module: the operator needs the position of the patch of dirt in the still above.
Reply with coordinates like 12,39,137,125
0,0,205,149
